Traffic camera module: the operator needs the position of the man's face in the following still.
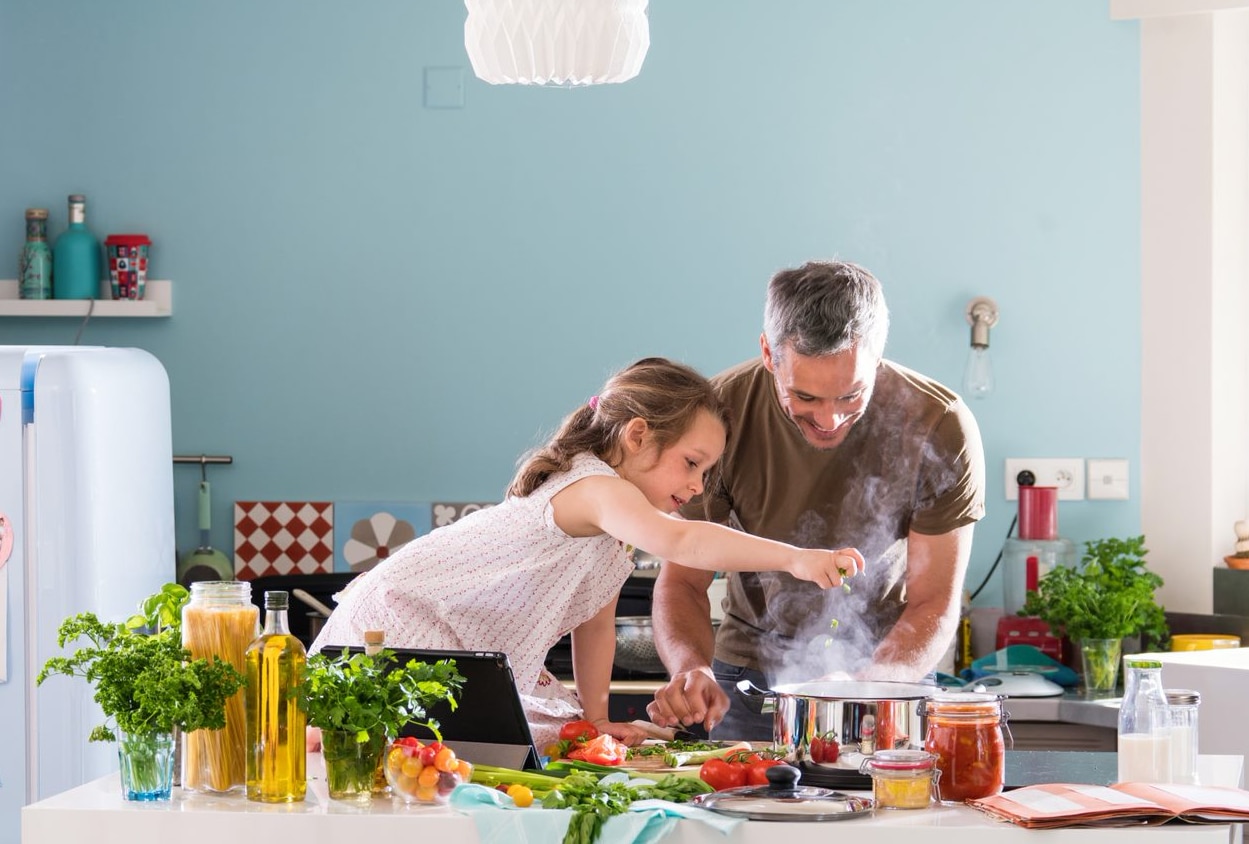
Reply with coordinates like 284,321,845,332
761,335,878,450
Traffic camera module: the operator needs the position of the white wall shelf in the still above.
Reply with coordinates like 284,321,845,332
0,279,172,317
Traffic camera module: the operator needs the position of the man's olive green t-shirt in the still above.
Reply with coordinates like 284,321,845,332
681,358,986,680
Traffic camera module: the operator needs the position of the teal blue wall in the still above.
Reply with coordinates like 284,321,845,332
0,1,1140,607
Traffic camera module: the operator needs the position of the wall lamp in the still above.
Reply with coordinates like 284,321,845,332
963,296,999,399
464,0,650,87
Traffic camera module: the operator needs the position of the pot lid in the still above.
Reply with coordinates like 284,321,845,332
768,679,936,701
690,765,873,822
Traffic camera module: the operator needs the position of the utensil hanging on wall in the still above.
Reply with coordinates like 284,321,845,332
177,469,234,586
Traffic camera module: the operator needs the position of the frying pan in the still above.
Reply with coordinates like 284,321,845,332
176,479,234,585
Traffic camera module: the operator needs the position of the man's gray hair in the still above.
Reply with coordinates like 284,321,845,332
763,260,890,362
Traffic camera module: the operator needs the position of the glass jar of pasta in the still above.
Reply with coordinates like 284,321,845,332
921,692,1009,804
182,581,258,793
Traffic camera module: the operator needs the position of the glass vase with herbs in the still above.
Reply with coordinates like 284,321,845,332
1020,535,1168,693
37,592,244,802
299,647,464,802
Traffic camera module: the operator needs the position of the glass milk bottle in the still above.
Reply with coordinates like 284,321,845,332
182,581,258,793
1117,658,1172,782
1165,689,1200,785
246,591,307,802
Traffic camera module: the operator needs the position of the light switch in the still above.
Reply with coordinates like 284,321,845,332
1087,459,1130,500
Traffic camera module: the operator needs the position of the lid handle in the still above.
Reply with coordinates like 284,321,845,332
764,764,802,794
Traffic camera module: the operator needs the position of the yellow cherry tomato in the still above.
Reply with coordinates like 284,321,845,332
507,783,534,808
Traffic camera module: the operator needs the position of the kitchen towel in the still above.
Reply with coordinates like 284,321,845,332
450,782,740,844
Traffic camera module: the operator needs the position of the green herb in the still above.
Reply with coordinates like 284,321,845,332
124,582,190,635
1020,535,1168,649
542,771,712,844
627,739,720,758
298,647,465,745
37,611,244,743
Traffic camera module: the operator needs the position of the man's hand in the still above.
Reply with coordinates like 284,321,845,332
646,667,730,733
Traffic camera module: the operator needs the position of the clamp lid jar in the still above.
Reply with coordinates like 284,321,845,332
859,749,939,809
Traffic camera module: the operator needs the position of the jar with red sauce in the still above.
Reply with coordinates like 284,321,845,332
921,692,1010,803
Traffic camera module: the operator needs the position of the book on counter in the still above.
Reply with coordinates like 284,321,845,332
969,782,1249,828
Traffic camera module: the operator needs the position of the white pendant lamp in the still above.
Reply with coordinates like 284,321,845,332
464,0,650,87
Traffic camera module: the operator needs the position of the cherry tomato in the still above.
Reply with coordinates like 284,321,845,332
433,746,459,773
745,759,785,785
419,744,438,766
558,719,600,743
810,736,825,764
699,758,747,791
507,783,534,808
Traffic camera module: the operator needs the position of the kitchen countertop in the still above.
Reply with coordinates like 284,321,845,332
21,754,1245,844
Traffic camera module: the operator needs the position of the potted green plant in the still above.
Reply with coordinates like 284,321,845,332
1020,535,1168,693
299,647,465,802
37,595,244,801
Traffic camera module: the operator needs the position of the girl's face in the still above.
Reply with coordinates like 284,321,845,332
620,408,727,513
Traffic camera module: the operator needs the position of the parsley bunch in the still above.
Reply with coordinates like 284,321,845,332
1021,535,1168,649
298,648,465,745
37,612,244,743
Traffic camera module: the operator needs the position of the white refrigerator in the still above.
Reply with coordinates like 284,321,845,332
0,346,174,843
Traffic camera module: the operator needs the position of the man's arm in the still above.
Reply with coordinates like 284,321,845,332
646,561,726,731
866,523,975,681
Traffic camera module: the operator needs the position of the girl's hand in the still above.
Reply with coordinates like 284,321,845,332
591,718,651,747
793,547,866,589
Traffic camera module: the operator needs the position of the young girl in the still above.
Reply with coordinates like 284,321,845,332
310,357,864,750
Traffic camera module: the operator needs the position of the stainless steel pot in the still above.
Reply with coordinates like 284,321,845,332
737,679,935,772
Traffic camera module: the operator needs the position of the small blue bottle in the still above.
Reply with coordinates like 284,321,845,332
52,194,101,300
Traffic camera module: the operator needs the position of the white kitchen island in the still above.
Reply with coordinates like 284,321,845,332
22,755,1245,844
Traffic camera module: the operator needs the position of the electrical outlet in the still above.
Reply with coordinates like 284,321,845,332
1004,458,1086,501
1087,459,1130,500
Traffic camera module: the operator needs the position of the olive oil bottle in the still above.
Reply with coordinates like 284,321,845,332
245,590,307,802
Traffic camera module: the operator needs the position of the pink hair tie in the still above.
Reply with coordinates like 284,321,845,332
588,395,600,410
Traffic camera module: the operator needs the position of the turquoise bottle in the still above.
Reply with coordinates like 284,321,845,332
19,208,53,300
52,194,101,300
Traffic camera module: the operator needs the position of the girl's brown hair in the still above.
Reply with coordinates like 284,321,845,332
508,357,728,498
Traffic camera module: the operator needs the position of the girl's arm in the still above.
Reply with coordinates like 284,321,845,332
553,475,864,587
570,599,649,745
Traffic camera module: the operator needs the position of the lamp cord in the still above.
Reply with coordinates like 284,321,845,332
968,514,1018,602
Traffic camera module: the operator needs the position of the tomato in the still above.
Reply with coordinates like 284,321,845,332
433,746,459,773
745,759,785,785
699,758,747,791
507,783,535,808
565,733,627,765
419,744,438,766
810,733,839,764
395,736,421,749
558,719,600,744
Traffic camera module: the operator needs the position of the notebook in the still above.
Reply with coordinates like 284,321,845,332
339,646,542,770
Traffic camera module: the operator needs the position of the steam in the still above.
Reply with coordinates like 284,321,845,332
751,399,973,687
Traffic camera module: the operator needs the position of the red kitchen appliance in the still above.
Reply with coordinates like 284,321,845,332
1002,480,1077,616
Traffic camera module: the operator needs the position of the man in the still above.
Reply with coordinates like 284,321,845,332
647,260,986,739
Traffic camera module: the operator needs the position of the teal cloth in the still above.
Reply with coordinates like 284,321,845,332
450,781,741,844
959,644,1080,687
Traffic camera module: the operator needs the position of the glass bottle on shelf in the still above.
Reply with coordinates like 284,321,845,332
51,194,101,300
246,590,307,803
19,208,52,300
182,581,258,793
1117,658,1172,783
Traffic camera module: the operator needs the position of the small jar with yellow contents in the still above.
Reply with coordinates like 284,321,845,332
859,749,939,809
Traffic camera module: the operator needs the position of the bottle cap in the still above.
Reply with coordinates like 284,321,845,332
1165,689,1200,706
68,194,85,203
364,630,385,646
264,590,289,610
25,208,48,220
